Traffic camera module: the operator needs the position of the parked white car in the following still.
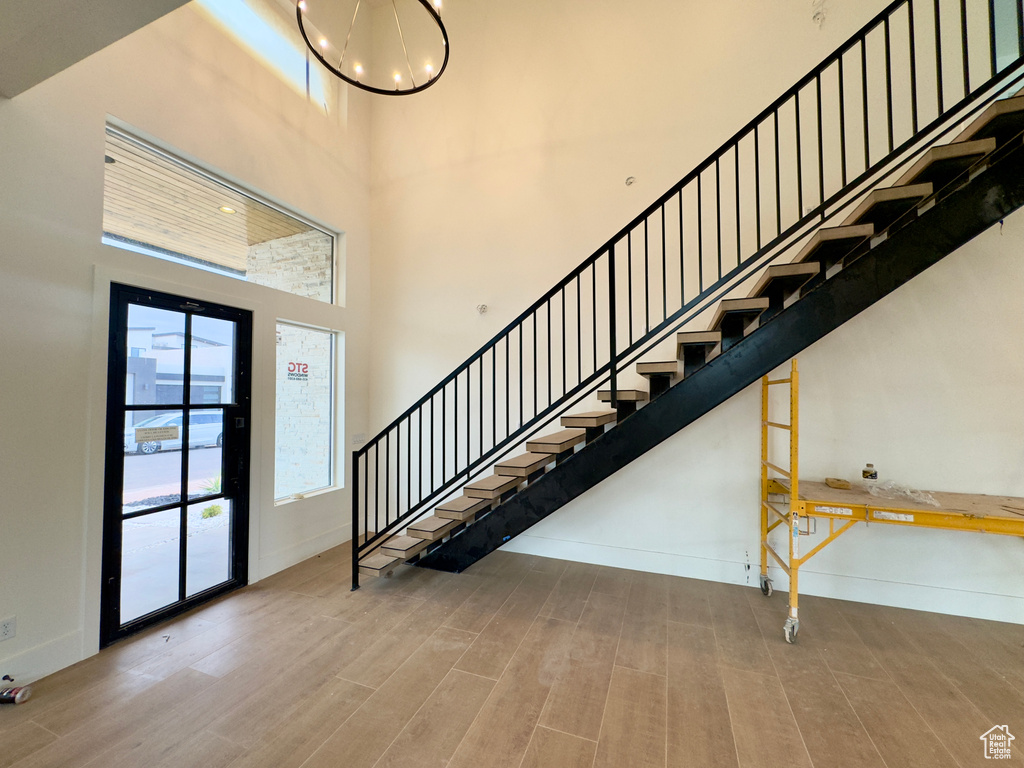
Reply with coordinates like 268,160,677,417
124,411,223,454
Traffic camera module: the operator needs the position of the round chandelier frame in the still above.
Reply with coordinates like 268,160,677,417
296,0,450,96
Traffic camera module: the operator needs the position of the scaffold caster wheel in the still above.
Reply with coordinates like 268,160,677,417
759,576,773,597
783,618,799,644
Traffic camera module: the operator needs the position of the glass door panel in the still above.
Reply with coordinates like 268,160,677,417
103,285,251,646
121,508,180,622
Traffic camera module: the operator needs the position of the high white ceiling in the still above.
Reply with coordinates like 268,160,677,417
0,0,190,98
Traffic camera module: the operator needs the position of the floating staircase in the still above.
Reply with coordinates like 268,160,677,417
352,2,1024,585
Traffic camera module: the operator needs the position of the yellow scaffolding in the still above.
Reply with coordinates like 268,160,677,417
760,359,1024,643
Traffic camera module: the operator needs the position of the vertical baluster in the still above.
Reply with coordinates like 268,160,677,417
532,312,538,418
662,204,668,320
734,145,741,267
1017,0,1023,58
546,302,552,408
591,266,597,372
429,395,434,490
607,247,617,409
418,407,423,504
478,358,483,460
773,110,781,236
935,0,945,113
384,431,390,525
839,56,848,187
491,346,496,452
961,0,970,96
519,323,524,429
643,220,650,333
505,337,510,439
698,173,704,291
441,385,446,481
678,188,686,301
909,1,919,134
795,92,804,220
627,230,634,344
352,450,359,589
561,286,566,396
453,374,458,475
576,276,582,386
754,124,762,249
885,16,894,153
815,74,824,212
861,37,870,170
715,159,722,281
988,0,997,76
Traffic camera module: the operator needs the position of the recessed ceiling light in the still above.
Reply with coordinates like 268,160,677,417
219,206,236,214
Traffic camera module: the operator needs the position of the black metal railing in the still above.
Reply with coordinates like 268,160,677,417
353,0,1024,586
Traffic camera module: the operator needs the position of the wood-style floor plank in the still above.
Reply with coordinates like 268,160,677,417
615,571,669,676
521,726,597,768
707,582,774,676
666,621,739,768
593,666,667,768
721,666,814,768
447,616,576,768
221,677,372,768
749,606,887,768
373,669,496,768
539,560,600,623
9,548,1024,768
540,591,627,741
455,568,564,680
300,626,478,768
832,670,960,768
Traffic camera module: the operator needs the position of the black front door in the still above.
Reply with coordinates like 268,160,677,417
101,284,252,647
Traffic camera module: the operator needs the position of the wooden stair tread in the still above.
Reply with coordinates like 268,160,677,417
841,182,932,227
676,330,721,345
748,262,820,298
709,297,769,331
359,553,400,577
464,473,521,499
794,223,874,264
561,410,617,428
495,452,552,477
895,137,996,186
955,94,1024,144
381,535,428,558
435,495,490,522
526,428,586,454
597,389,649,402
637,360,679,376
435,495,491,514
407,515,459,541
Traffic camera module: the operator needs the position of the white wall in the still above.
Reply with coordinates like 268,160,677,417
504,215,1024,624
366,0,1024,625
366,0,892,428
0,4,373,681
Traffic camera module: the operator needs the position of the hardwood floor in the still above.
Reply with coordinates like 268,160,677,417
3,546,1022,768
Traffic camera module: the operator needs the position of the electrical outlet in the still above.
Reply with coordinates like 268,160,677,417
0,617,15,641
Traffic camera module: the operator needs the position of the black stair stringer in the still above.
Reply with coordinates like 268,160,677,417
417,143,1024,574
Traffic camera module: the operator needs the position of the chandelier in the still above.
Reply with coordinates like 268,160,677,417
296,0,450,96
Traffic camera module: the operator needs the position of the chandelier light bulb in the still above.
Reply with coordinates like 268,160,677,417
319,37,328,48
425,64,433,77
394,73,402,83
354,64,363,76
297,0,306,10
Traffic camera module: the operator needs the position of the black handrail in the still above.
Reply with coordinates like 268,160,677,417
352,0,1024,588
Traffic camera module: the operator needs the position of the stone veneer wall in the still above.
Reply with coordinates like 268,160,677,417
247,230,333,302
